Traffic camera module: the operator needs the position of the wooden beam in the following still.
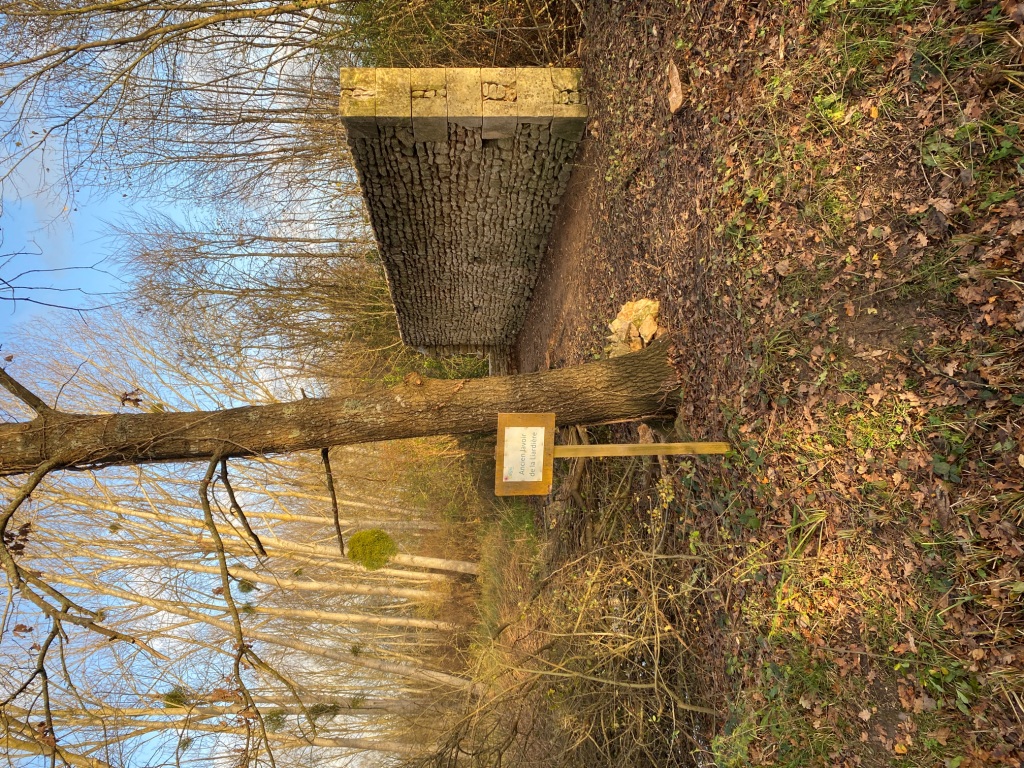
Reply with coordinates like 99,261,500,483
552,442,729,458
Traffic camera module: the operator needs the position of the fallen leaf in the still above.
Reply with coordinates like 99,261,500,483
667,60,685,114
928,197,955,216
775,259,793,276
914,694,937,713
858,708,872,721
928,727,951,746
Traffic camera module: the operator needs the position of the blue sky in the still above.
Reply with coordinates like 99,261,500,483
0,190,129,331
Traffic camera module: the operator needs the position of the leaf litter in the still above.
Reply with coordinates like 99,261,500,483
515,0,1024,765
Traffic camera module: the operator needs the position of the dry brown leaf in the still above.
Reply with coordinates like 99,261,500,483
667,60,684,114
928,197,955,215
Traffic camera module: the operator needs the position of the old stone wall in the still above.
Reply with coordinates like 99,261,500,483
340,68,587,367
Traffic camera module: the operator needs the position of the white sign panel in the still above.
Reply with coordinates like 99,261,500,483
502,426,545,482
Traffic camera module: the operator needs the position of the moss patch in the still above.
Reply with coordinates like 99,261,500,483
346,528,398,570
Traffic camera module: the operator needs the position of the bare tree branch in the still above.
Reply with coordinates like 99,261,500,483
218,457,266,556
199,453,276,767
0,366,54,415
321,447,344,557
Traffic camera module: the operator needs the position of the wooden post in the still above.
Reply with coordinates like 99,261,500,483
552,442,729,458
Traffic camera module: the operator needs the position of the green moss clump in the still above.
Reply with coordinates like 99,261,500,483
346,529,397,570
263,710,286,732
162,685,192,707
309,703,341,722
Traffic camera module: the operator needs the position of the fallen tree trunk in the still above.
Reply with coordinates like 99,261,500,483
0,340,680,477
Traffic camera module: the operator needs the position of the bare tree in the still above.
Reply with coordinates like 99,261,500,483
0,0,357,201
0,305,682,765
111,213,394,384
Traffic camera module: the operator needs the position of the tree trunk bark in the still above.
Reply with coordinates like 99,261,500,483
0,340,679,476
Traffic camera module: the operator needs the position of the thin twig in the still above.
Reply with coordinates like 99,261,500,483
321,448,344,557
0,460,59,536
219,459,266,556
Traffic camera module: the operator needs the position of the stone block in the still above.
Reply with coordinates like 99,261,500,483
376,68,412,129
551,117,587,142
515,68,553,124
411,67,448,142
339,67,376,115
340,67,377,138
344,120,379,140
481,67,518,139
551,67,587,141
550,68,585,102
447,67,482,129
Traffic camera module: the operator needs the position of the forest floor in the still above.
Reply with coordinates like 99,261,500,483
509,1,1024,766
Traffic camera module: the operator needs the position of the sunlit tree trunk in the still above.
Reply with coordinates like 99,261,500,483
0,339,679,476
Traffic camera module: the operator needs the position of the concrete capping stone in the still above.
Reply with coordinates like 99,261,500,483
446,67,483,129
515,68,553,124
340,66,588,138
375,68,411,128
345,118,380,140
339,68,375,115
552,117,587,142
550,68,586,102
339,67,378,138
481,67,518,139
411,68,448,142
550,68,586,142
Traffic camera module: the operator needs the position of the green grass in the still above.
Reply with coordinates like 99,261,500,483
476,498,539,639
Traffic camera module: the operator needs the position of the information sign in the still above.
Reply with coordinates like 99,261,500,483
494,412,555,496
494,412,730,496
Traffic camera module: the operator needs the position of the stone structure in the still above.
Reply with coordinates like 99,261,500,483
339,67,587,372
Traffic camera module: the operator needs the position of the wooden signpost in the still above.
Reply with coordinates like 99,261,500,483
495,412,730,496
